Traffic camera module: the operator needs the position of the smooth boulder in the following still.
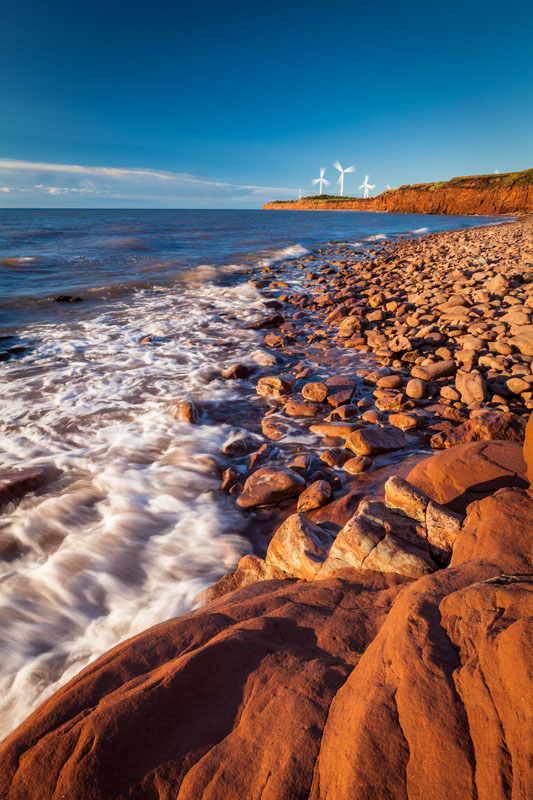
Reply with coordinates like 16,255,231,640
236,467,305,509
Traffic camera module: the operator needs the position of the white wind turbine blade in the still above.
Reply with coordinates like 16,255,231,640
320,167,326,178
368,183,376,189
333,160,343,172
358,182,365,189
312,178,321,185
323,178,330,186
344,165,355,173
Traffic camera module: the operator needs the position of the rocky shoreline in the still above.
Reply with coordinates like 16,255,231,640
1,217,532,799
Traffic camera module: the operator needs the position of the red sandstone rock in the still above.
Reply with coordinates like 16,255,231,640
1,488,532,799
256,376,293,398
430,411,527,450
236,466,305,509
284,398,322,417
343,456,373,474
407,440,527,513
246,312,284,329
452,487,533,573
310,568,533,800
525,413,533,484
411,359,456,381
302,382,328,402
345,425,406,456
266,512,335,579
206,554,290,600
318,500,435,580
170,399,199,423
296,480,332,512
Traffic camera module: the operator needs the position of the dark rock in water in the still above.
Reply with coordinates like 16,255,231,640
222,364,253,380
170,400,199,424
221,467,240,492
0,467,61,510
54,295,83,303
7,345,28,356
246,313,284,330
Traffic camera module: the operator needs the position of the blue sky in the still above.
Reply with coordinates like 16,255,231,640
1,0,532,207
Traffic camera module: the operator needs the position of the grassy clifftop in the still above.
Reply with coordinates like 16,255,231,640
394,168,533,193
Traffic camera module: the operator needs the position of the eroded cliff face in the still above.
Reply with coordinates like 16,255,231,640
264,170,533,215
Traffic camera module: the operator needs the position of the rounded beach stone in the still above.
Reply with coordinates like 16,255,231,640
343,456,373,474
236,467,305,509
302,382,328,402
345,426,406,456
406,378,426,399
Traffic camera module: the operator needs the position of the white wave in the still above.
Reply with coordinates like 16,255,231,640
411,227,429,234
257,243,310,267
0,278,269,739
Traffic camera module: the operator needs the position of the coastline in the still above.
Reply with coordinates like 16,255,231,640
1,216,532,798
263,169,533,215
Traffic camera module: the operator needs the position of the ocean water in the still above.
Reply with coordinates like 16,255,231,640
0,208,501,738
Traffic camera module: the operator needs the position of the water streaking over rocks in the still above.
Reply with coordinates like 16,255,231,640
0,209,503,739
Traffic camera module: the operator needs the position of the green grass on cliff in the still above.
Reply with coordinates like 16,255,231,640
269,193,367,203
397,168,533,193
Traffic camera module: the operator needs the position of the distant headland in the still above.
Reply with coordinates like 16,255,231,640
263,168,533,215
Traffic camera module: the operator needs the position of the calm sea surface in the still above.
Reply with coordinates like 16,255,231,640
0,208,501,739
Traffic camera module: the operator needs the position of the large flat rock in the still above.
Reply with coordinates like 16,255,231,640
406,440,527,513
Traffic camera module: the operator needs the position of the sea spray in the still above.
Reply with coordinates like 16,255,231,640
0,280,270,738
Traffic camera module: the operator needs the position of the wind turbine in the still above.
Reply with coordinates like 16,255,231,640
333,161,355,196
312,167,329,195
359,174,376,199
299,187,302,200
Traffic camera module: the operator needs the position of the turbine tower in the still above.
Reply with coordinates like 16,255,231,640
333,161,355,196
359,174,376,199
299,187,302,200
312,167,329,195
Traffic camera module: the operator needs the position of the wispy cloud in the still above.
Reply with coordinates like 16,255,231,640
0,158,295,207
